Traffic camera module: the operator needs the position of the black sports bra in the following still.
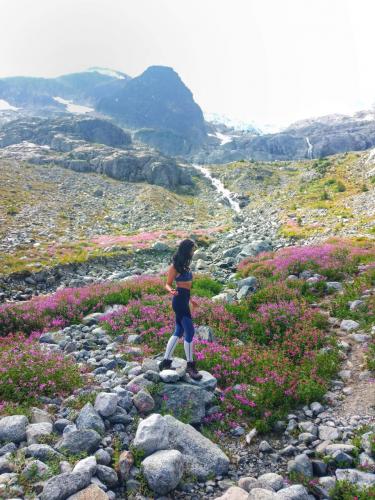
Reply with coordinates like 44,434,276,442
175,270,193,282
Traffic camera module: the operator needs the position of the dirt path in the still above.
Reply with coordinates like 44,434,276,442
334,326,375,419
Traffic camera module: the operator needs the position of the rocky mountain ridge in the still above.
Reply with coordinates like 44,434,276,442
0,115,192,189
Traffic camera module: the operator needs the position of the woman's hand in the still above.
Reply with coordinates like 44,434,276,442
169,288,179,296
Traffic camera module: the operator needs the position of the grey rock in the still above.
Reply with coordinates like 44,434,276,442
95,449,112,466
0,415,28,443
331,450,353,465
340,319,360,332
248,489,277,499
96,465,118,488
40,472,91,500
259,441,273,452
276,484,310,499
326,281,343,291
94,393,118,417
155,382,214,424
257,473,284,491
159,369,180,383
164,414,229,480
133,414,169,456
318,425,341,441
287,454,313,478
76,403,105,434
26,422,53,445
141,449,183,495
335,468,375,486
72,456,97,477
25,444,62,462
195,325,216,342
21,459,50,480
132,390,155,414
187,370,217,391
56,429,101,455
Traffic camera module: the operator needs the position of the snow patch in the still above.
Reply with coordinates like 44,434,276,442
87,67,127,79
0,99,18,111
53,97,94,114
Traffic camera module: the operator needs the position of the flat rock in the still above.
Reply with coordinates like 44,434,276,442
155,382,214,424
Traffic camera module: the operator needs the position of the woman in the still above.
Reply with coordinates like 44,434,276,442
159,238,202,380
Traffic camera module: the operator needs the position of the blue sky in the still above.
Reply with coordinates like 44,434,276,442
1,0,374,129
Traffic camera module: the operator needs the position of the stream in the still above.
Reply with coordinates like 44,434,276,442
192,163,241,212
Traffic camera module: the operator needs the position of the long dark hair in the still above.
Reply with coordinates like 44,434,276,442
172,239,196,274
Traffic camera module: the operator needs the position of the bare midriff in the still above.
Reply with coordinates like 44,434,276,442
175,281,192,290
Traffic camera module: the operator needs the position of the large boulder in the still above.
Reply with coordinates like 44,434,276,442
141,449,184,494
133,414,169,456
154,382,214,424
164,414,229,480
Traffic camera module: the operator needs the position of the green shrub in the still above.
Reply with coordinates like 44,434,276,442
191,276,222,298
329,479,375,499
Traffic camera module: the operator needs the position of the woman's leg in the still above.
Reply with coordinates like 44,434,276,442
181,315,195,362
181,316,202,380
163,317,184,360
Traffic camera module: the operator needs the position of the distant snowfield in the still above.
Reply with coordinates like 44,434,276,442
88,67,126,79
0,99,18,111
208,132,233,146
53,97,94,114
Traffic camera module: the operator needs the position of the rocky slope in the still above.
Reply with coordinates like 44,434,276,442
0,116,192,189
195,108,375,164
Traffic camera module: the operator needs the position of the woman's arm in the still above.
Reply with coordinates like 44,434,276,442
165,265,178,295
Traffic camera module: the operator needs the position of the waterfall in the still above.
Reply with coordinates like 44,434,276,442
305,137,313,159
192,164,241,212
